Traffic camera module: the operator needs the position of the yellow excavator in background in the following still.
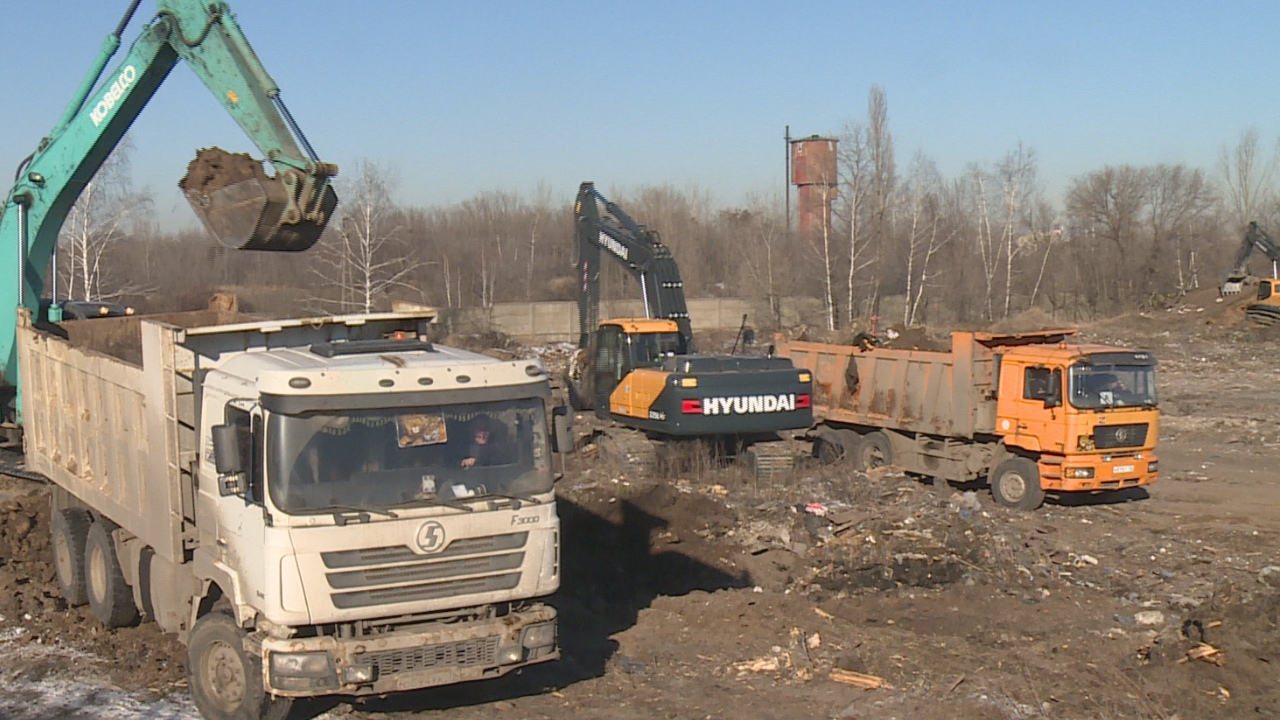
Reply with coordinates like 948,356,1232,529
1221,222,1280,325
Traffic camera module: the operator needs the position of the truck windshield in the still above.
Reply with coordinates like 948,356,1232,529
1068,363,1158,410
629,331,685,368
267,398,553,515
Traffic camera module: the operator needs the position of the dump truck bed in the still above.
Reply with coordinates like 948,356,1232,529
15,309,214,563
15,307,441,564
779,334,999,438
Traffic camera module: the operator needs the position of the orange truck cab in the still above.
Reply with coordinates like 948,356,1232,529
777,329,1159,510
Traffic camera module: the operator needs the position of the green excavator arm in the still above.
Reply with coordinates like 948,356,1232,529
0,0,338,423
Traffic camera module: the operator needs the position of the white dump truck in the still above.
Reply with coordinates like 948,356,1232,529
17,307,565,720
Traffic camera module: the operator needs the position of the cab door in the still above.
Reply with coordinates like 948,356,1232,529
198,393,269,607
996,363,1067,454
592,325,626,412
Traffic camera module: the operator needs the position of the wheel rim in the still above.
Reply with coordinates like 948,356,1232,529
1000,471,1028,501
88,543,107,605
201,639,248,713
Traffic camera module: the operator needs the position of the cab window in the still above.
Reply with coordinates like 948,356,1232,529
225,407,264,504
1023,367,1053,401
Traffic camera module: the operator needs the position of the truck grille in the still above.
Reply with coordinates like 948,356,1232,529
357,636,499,677
327,553,525,589
332,573,522,609
320,532,531,610
320,532,529,569
1094,423,1148,449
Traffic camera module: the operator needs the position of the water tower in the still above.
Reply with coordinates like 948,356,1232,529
788,133,838,237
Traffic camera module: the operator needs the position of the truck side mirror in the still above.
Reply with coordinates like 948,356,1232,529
1043,370,1062,409
550,405,574,454
211,424,248,496
211,424,243,474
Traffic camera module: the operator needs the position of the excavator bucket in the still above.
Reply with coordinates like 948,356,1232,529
180,148,337,252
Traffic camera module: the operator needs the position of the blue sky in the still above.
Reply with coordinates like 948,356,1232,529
3,0,1277,228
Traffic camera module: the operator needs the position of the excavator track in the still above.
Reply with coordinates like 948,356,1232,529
578,414,800,481
1245,303,1280,326
0,447,45,483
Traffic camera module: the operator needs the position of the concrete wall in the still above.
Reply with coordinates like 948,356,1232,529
448,296,828,343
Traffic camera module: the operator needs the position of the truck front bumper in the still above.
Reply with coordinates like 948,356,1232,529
260,604,558,697
1040,453,1158,493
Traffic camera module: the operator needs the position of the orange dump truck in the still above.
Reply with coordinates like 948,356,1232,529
776,329,1159,510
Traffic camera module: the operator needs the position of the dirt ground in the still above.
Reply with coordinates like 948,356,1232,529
2,288,1280,720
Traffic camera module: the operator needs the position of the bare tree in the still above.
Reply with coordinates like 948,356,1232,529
55,137,153,302
996,144,1038,318
311,159,420,313
837,120,874,325
1066,165,1151,311
899,152,952,326
866,85,896,318
1218,127,1277,231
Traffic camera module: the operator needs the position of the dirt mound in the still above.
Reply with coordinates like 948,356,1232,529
0,475,185,697
178,147,269,193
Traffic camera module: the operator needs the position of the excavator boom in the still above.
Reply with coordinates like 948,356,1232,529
575,182,694,350
1223,221,1280,294
1,0,338,420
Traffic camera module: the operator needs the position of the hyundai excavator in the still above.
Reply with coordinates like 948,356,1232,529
568,182,812,476
0,0,339,438
1221,221,1280,325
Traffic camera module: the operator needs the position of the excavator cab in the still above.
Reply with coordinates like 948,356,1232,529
181,148,337,252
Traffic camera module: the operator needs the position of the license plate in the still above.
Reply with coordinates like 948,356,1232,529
1113,464,1135,474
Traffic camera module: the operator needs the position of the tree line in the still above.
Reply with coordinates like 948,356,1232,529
53,88,1279,331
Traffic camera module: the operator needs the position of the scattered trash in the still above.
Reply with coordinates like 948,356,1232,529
1134,610,1165,627
1178,643,1224,666
830,668,890,689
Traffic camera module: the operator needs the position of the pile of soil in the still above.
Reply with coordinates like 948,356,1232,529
178,147,270,194
0,475,185,698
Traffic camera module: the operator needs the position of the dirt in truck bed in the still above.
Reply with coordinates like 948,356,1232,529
2,298,1280,719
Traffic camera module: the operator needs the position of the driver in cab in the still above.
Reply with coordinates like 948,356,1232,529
460,415,511,468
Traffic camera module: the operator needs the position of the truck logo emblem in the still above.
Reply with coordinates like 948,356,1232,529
415,521,447,554
1114,428,1129,443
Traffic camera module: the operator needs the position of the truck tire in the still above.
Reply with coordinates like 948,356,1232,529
990,457,1046,511
813,428,860,465
52,508,92,607
852,431,892,472
85,521,140,628
188,612,293,720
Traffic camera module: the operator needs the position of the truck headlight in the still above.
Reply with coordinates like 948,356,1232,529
269,651,337,690
342,664,376,685
1148,460,1158,473
1064,467,1094,479
498,646,523,665
522,622,556,649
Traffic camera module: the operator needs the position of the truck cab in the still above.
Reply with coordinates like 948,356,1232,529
998,345,1159,495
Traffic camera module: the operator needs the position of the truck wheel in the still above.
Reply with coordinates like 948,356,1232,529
52,508,92,607
990,457,1046,510
85,521,140,628
852,431,892,472
812,431,845,465
813,428,860,465
188,612,293,720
